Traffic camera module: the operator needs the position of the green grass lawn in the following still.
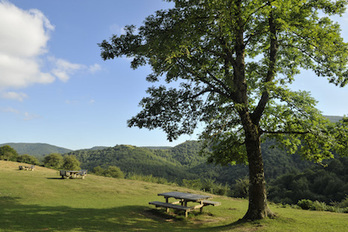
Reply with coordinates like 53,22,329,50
1,160,347,232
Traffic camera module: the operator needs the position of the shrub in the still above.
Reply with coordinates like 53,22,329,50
297,199,313,210
103,166,124,178
310,201,327,211
232,176,249,198
61,155,81,170
181,179,202,190
339,196,348,208
43,153,63,169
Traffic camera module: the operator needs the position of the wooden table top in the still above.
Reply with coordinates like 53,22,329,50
158,191,211,201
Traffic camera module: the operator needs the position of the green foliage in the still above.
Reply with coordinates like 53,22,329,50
339,196,348,208
0,145,18,161
100,0,348,219
43,153,64,169
17,154,39,165
61,155,81,170
103,166,124,179
232,177,250,198
126,173,169,184
3,160,348,231
69,144,197,182
0,143,72,158
296,199,348,213
100,0,348,166
268,157,348,204
92,166,105,175
297,199,313,210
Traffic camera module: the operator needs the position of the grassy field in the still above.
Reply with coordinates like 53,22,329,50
1,160,347,232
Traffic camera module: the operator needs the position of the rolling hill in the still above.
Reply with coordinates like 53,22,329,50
0,143,72,157
1,160,347,231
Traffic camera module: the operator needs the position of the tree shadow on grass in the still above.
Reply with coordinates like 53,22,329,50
0,196,247,232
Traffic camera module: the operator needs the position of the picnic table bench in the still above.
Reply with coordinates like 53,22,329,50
19,165,35,171
60,170,87,179
149,191,221,217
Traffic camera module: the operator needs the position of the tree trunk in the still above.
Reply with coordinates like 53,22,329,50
237,110,274,220
242,128,274,220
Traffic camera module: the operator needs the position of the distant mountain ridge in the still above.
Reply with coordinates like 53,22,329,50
0,143,72,157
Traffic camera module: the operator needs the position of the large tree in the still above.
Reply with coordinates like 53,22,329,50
99,0,348,220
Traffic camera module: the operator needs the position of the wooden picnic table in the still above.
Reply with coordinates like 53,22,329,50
149,191,220,217
60,170,87,179
19,165,35,171
158,191,211,206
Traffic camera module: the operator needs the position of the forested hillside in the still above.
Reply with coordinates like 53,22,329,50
66,144,198,181
0,143,72,157
269,156,348,204
3,138,347,204
67,140,314,185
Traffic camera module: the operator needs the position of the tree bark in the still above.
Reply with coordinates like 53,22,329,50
240,112,274,220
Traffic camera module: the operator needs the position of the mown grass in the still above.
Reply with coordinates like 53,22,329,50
0,160,347,232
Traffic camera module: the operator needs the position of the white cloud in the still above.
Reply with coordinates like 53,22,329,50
1,91,28,101
0,1,101,101
1,107,19,114
88,64,101,73
50,57,85,82
0,1,55,90
49,57,101,82
0,107,39,120
23,111,40,121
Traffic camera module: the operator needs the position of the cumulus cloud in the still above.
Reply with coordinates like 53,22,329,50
49,57,101,82
0,0,55,90
50,57,85,82
88,64,101,73
0,107,39,120
1,91,28,101
0,1,100,101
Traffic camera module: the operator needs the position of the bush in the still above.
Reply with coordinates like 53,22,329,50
181,179,203,190
43,153,63,169
339,196,348,208
310,201,327,211
127,173,167,184
232,176,249,198
62,155,81,170
104,166,124,178
297,199,313,210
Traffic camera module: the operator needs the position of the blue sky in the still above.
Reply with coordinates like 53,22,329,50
1,0,348,150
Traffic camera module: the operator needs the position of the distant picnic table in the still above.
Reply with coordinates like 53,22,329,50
60,170,87,179
149,191,221,217
19,165,35,171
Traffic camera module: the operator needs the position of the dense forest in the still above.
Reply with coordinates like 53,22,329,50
0,143,72,157
2,138,347,205
66,140,314,188
269,156,348,205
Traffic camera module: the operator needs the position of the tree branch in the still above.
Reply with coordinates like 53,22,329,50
261,130,309,135
252,6,278,124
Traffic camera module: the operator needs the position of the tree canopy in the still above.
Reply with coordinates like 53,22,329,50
62,155,81,171
0,145,19,161
100,0,348,220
